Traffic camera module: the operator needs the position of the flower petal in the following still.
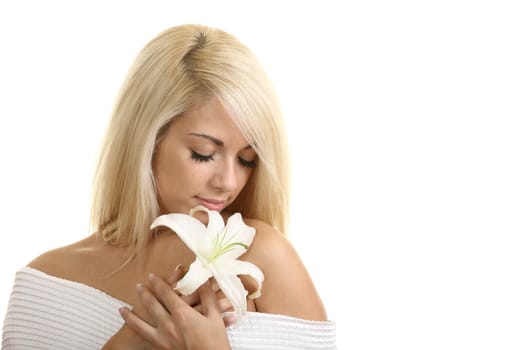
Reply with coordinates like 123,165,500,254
151,213,211,256
219,213,256,260
219,259,264,299
224,213,256,245
211,266,249,322
190,205,225,237
175,258,213,295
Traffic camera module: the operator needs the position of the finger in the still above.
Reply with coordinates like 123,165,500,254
166,264,184,286
181,283,224,308
136,283,171,326
119,306,158,342
193,296,233,314
179,292,200,306
222,314,237,328
148,273,189,315
210,278,220,293
197,280,221,317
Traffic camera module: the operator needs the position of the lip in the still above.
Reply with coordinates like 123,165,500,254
196,197,227,212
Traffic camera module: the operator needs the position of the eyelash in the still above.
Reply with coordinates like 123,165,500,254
191,150,256,168
239,158,257,169
191,150,214,162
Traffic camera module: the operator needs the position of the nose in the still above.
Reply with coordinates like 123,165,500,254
211,158,239,193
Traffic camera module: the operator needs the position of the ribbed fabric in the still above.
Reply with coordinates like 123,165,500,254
2,267,130,349
2,267,337,349
228,312,337,349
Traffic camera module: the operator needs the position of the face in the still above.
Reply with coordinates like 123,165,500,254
153,96,257,220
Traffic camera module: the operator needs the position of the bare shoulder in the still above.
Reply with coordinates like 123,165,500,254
242,218,328,321
28,237,87,274
243,219,291,257
242,219,310,272
26,234,122,283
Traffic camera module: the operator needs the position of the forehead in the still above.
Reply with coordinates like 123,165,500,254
166,96,248,146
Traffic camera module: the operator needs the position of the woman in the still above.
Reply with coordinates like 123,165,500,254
2,24,336,349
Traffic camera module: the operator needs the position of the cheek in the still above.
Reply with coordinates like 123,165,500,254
164,158,219,198
154,156,190,203
238,168,254,191
178,163,204,188
160,159,197,191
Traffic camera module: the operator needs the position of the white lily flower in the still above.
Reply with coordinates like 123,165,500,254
150,205,264,322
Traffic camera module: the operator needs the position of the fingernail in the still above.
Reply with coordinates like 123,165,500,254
118,307,126,317
148,273,155,281
136,283,143,292
224,315,237,328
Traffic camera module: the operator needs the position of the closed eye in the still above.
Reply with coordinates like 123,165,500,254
238,157,257,168
191,150,214,162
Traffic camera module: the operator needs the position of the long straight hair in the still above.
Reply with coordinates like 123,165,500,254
91,24,290,258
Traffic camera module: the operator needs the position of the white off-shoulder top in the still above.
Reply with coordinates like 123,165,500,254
2,267,337,349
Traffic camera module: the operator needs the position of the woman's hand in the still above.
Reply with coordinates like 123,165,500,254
101,323,150,350
102,267,234,350
170,269,235,325
121,271,232,350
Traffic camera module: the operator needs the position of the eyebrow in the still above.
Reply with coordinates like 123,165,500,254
188,133,224,146
188,132,253,150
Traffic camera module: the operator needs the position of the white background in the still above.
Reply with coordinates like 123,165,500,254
1,1,524,349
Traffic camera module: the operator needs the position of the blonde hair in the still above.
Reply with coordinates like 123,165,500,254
91,24,290,254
